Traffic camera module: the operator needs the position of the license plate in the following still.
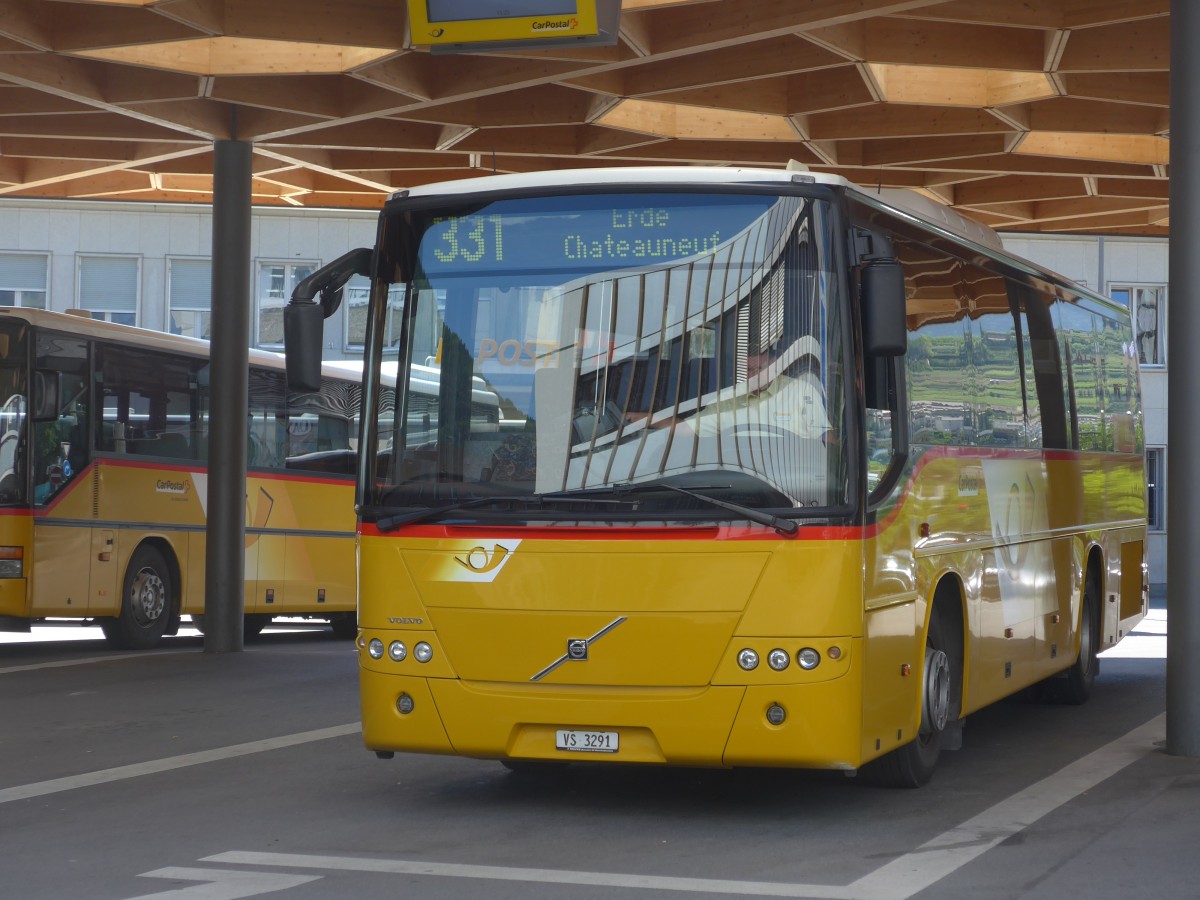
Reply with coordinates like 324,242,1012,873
555,729,618,753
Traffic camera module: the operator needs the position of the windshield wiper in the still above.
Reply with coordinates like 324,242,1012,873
373,493,622,532
545,482,799,536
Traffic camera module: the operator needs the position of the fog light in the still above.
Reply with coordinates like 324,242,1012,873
737,648,759,671
766,704,787,725
414,641,433,663
768,649,790,671
397,693,415,714
388,641,407,662
797,647,820,670
368,638,384,659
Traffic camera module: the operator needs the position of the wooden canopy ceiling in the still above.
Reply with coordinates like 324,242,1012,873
0,0,1170,234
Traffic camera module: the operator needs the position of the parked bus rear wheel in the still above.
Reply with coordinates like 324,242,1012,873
243,614,272,640
861,611,958,788
329,612,358,639
101,545,173,650
1039,570,1101,705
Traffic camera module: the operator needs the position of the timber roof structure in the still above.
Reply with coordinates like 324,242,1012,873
0,0,1170,234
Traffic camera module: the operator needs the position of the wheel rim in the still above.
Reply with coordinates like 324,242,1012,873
129,566,166,628
922,647,951,736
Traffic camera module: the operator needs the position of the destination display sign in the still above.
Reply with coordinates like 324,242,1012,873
416,194,788,280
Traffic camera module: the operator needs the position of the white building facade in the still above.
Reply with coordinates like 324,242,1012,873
0,198,379,359
0,199,1167,583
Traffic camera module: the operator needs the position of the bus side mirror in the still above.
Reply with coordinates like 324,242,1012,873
284,302,325,393
285,247,373,393
861,260,907,357
32,371,60,422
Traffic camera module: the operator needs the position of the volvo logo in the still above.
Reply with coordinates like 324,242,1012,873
530,617,627,682
388,617,424,625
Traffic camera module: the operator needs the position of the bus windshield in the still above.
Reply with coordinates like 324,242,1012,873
372,190,850,520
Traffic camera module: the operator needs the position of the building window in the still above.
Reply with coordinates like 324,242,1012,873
1110,284,1165,366
0,253,49,309
78,255,139,325
1147,447,1165,532
256,261,316,348
343,275,406,351
168,257,212,340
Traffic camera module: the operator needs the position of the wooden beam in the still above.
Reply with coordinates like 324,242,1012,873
1058,72,1168,107
807,104,1012,140
0,0,55,50
952,174,1088,205
1057,18,1170,73
807,18,1046,70
641,0,951,56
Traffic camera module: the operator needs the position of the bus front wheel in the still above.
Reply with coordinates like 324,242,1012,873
101,545,173,650
861,611,958,788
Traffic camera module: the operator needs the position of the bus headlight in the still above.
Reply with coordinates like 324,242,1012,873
0,547,23,578
367,638,384,659
768,649,790,671
797,647,821,670
414,642,433,663
737,648,759,671
388,641,407,662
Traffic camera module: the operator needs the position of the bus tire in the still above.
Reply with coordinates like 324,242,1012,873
861,611,957,788
101,545,173,650
244,614,272,640
1040,571,1101,705
330,612,358,639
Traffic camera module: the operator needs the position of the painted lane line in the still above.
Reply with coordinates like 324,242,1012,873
0,649,192,675
845,711,1166,900
205,713,1165,900
204,850,861,898
0,723,360,805
127,867,320,900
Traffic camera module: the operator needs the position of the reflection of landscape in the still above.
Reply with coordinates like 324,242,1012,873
876,233,1141,458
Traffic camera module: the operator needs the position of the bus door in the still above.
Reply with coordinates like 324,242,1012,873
30,335,95,616
280,404,356,614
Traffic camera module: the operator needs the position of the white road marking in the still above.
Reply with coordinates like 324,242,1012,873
205,712,1165,899
0,650,191,675
127,867,320,899
845,712,1166,899
0,724,359,805
205,851,859,898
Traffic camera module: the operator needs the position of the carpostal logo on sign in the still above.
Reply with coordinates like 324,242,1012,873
532,17,578,32
155,478,189,495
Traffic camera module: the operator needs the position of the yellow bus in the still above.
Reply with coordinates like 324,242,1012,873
287,167,1147,786
0,307,371,648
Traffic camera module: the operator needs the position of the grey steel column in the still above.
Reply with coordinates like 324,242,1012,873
1167,0,1200,755
203,137,252,653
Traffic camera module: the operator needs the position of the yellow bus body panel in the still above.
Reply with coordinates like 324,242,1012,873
3,459,356,621
358,448,1146,771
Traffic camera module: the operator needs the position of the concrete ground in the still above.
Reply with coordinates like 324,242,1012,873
0,594,1194,900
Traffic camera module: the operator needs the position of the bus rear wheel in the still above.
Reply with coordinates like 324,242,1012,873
329,612,358,640
101,545,173,650
1039,572,1101,705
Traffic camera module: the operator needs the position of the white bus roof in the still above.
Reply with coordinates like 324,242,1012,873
394,165,1003,254
0,307,359,382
